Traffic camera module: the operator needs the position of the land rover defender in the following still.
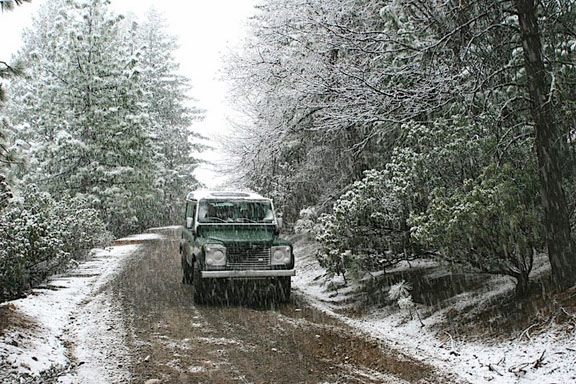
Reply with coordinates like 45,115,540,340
180,191,295,303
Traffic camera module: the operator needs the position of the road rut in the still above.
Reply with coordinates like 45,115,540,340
109,227,446,384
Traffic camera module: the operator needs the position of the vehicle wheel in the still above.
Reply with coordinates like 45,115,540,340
277,277,291,302
181,254,193,284
193,265,206,304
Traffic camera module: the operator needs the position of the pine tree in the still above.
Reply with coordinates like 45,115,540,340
8,0,152,234
514,0,576,290
0,0,29,176
133,8,204,225
7,0,204,234
0,61,19,171
0,0,31,12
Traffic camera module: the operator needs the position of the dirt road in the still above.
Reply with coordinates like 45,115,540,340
109,227,447,384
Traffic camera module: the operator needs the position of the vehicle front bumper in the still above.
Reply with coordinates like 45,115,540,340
201,269,296,279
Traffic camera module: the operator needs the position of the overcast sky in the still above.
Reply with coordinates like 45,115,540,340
0,0,258,189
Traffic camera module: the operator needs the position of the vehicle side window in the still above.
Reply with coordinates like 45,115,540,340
185,201,197,227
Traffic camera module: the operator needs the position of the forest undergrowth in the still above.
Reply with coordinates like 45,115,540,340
293,232,576,344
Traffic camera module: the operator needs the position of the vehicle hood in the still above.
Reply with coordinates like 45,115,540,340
199,225,275,247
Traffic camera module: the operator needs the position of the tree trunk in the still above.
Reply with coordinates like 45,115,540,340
514,0,576,290
515,271,530,297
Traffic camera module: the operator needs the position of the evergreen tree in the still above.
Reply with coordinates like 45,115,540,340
0,0,31,12
0,0,29,181
513,0,576,290
0,61,20,172
6,0,204,235
8,0,154,234
134,8,204,225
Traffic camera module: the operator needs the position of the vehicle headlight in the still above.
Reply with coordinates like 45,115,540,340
271,246,291,266
205,245,226,267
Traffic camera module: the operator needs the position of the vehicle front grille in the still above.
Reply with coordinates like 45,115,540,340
226,245,271,270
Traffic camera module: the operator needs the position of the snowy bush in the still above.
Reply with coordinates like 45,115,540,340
0,174,12,211
411,164,543,296
316,170,412,282
49,194,113,258
388,280,424,326
385,119,492,211
0,187,112,301
294,207,319,235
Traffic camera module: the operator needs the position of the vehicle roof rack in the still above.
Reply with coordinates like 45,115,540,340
186,190,268,201
210,192,251,197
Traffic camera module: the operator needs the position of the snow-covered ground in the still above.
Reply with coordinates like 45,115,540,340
292,235,576,384
2,229,575,383
0,232,166,383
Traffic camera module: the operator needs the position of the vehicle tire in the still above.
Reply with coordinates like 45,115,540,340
181,253,193,285
277,277,291,303
193,265,206,304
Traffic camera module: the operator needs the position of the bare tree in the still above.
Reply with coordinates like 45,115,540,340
225,0,576,291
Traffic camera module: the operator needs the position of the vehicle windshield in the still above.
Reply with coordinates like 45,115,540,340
197,200,275,223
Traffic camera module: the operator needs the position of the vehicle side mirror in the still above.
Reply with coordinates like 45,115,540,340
186,217,193,229
276,218,283,232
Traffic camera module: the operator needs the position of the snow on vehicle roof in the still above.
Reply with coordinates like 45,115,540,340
186,190,269,201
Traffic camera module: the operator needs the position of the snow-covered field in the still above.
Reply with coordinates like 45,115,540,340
1,229,575,383
0,232,165,383
292,236,576,384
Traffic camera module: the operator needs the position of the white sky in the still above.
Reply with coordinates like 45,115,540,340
0,0,258,189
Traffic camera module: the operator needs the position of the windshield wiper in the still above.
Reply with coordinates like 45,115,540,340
238,218,258,223
203,216,227,223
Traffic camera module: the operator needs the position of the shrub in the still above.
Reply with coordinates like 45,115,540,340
388,280,424,326
294,207,319,236
316,170,412,282
0,174,12,210
0,187,112,301
410,164,543,296
52,194,114,257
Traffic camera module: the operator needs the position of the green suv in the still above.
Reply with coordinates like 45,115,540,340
180,191,295,303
